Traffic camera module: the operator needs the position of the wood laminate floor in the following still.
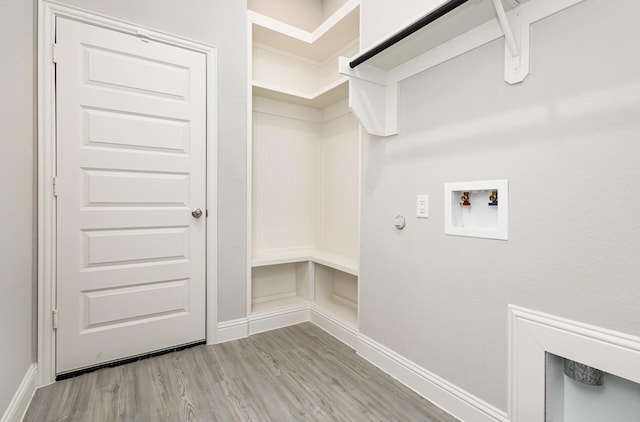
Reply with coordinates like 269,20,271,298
24,323,460,421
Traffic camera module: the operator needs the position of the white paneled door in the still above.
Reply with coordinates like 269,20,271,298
55,17,207,374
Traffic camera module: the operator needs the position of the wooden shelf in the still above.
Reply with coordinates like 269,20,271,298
314,262,358,328
250,0,359,62
252,78,349,109
312,250,359,276
252,248,358,276
251,296,310,315
252,249,315,267
353,0,509,71
314,299,358,328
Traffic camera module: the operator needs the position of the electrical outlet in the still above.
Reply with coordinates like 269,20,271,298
417,195,429,218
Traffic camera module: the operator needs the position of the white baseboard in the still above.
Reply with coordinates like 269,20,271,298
310,305,358,349
248,305,310,335
1,363,37,422
215,318,249,344
215,304,359,349
357,335,509,422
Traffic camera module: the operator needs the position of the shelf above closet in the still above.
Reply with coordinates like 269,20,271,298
340,0,586,136
352,0,515,71
250,1,359,110
250,0,359,62
252,78,349,109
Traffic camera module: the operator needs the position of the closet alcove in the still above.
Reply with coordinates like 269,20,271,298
247,0,361,336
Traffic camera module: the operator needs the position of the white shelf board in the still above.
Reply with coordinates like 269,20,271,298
251,296,310,315
252,78,349,109
252,249,316,267
342,0,587,136
356,0,513,71
311,250,359,276
314,299,358,328
250,0,359,62
252,248,359,276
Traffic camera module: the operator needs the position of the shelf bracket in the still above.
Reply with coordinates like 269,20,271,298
492,0,530,84
339,56,398,137
341,0,585,137
493,0,520,58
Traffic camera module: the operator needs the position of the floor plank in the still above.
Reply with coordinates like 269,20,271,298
24,323,460,421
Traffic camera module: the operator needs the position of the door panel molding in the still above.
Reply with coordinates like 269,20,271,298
37,0,218,386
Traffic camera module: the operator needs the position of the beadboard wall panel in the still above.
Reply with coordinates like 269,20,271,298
253,46,321,94
320,42,359,88
319,111,359,258
252,111,320,255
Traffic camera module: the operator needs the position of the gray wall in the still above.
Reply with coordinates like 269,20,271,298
322,0,348,21
1,0,248,411
248,0,324,31
0,0,36,413
247,0,346,31
359,0,640,412
54,0,249,323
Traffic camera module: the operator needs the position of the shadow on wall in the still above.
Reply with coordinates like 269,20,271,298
387,79,640,163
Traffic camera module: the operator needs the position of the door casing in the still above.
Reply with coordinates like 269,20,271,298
37,0,219,386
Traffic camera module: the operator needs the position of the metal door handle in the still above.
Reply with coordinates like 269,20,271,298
192,208,203,218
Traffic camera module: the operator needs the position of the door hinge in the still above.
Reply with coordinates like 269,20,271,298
52,309,58,330
52,43,58,63
53,177,59,197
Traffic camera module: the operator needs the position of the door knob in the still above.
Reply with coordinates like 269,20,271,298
191,208,203,218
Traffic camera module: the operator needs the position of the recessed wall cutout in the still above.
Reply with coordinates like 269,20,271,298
547,353,640,422
444,179,508,240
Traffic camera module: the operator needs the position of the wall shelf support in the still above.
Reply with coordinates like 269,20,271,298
340,0,585,137
493,0,530,85
339,57,396,136
493,0,519,58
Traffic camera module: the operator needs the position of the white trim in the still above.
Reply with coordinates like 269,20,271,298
492,0,519,58
310,305,358,348
248,305,311,335
37,0,218,385
247,0,359,46
1,364,37,422
215,318,249,344
251,250,359,277
37,0,57,387
356,334,509,422
508,305,640,422
216,304,359,349
205,38,220,349
246,4,254,321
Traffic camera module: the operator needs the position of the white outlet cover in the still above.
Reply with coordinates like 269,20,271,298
417,194,429,218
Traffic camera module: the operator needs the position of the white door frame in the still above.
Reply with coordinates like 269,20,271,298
37,0,218,386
